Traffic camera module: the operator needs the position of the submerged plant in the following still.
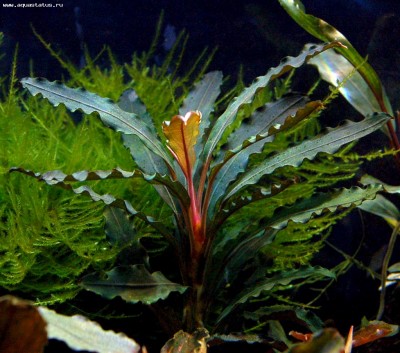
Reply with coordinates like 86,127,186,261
11,39,395,351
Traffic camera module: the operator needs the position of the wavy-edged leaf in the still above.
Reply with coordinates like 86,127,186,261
360,174,400,194
81,265,187,304
163,111,201,179
10,167,189,207
216,266,334,325
118,90,177,212
267,184,383,230
201,41,342,167
21,77,173,166
224,113,389,201
278,0,391,114
222,94,310,153
207,100,323,215
38,306,140,353
9,167,178,244
179,71,223,149
104,206,136,246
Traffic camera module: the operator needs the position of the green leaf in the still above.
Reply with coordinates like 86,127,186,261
81,265,187,304
38,306,140,353
216,266,334,324
358,194,400,228
360,174,400,194
179,71,222,149
224,114,389,201
267,184,383,230
207,100,323,215
221,94,310,152
278,0,391,114
201,42,342,167
9,167,178,244
10,167,189,207
118,91,178,212
20,77,174,166
104,206,136,246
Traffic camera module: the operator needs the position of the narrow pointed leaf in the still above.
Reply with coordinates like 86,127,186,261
119,91,177,212
81,265,187,304
358,194,400,228
360,174,400,194
267,185,383,230
224,113,389,201
10,167,189,207
217,267,334,324
307,47,388,116
222,94,309,152
21,77,173,166
179,71,222,146
208,100,323,214
163,111,201,178
278,0,391,113
10,167,178,244
38,307,140,353
202,41,343,166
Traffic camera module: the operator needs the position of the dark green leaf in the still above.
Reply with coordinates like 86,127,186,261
224,114,389,201
207,100,323,215
201,42,341,167
81,265,187,304
217,266,334,324
20,78,174,166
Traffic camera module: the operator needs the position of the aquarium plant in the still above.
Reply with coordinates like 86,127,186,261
12,37,394,345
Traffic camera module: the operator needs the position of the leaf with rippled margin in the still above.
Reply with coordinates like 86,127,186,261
201,41,343,169
20,77,174,167
179,71,222,151
39,306,140,353
216,266,334,325
207,100,323,216
81,265,187,304
223,113,389,202
9,167,180,245
163,111,201,179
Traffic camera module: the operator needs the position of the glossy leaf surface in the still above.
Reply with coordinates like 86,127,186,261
224,114,389,201
163,111,201,178
202,41,342,166
21,77,173,166
81,265,187,304
39,306,140,353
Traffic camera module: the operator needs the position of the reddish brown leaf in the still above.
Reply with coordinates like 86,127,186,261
0,296,47,353
162,111,201,178
352,321,399,347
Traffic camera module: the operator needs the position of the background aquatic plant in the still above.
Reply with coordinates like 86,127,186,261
11,37,394,351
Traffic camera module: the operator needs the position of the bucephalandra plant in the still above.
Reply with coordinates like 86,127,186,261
11,40,394,350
